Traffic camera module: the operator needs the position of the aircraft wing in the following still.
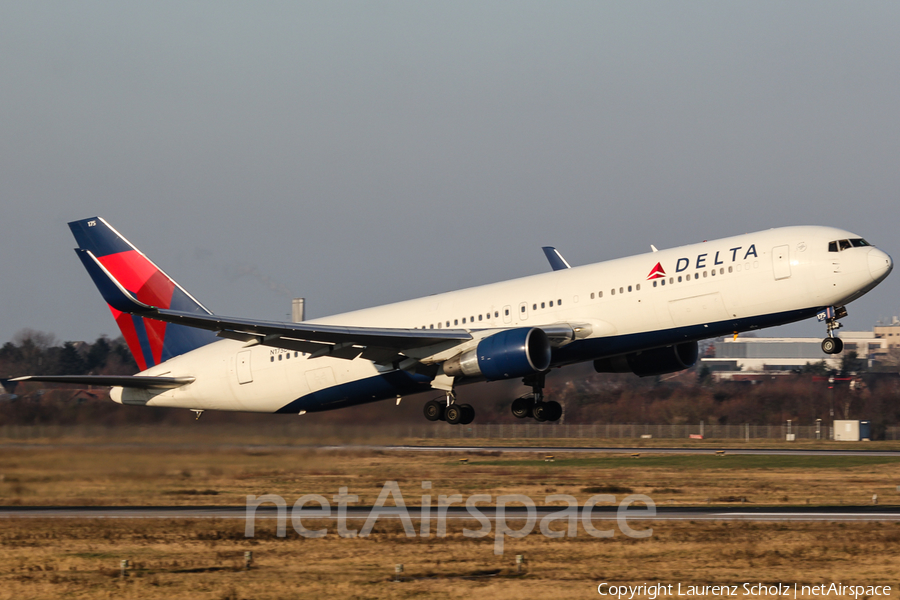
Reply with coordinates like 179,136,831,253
77,248,472,363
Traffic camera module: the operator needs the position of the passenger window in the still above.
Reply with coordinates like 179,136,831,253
532,304,537,310
558,299,562,305
599,291,603,298
478,315,483,321
611,289,616,296
720,268,724,274
549,300,554,307
270,356,274,362
454,319,458,325
703,271,707,278
541,302,545,309
661,279,665,286
446,321,450,327
496,311,500,317
711,270,716,276
520,306,525,313
462,318,466,324
728,267,733,273
636,284,640,291
619,287,623,294
686,274,691,281
678,276,682,282
628,285,632,292
591,292,595,299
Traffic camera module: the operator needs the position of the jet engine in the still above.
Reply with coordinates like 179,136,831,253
443,327,551,381
593,341,699,377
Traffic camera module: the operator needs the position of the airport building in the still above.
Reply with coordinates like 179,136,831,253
700,318,900,379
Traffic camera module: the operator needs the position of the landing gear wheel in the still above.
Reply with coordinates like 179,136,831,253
445,404,463,425
822,337,843,355
511,395,534,419
532,403,549,422
423,400,445,422
459,404,475,425
544,401,562,422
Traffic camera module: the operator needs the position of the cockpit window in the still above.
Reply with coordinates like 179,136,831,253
829,238,871,252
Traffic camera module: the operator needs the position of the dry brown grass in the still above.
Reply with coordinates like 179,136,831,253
1,445,900,507
2,519,900,599
3,434,900,598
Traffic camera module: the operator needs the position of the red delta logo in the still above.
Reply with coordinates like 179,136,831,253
647,262,666,280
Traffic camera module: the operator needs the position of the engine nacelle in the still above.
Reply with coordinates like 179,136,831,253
593,341,699,377
443,328,551,381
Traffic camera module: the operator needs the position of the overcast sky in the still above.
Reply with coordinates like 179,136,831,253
1,1,898,347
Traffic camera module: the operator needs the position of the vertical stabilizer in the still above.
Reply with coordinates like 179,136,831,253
69,217,217,370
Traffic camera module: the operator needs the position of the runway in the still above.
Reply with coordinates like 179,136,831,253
2,505,899,521
319,445,900,457
5,443,900,457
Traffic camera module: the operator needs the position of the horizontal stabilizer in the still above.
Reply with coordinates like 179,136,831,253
10,375,195,389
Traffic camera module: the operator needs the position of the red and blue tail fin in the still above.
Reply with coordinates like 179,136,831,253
69,217,217,370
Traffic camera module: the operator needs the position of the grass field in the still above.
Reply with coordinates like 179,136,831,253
2,430,900,598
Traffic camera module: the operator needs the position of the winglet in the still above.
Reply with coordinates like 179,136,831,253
542,247,572,271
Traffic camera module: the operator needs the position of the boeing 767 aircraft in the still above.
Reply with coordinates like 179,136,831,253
8,218,893,424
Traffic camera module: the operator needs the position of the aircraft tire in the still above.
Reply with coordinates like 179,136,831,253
822,337,843,355
532,403,548,422
544,401,562,422
423,400,445,422
459,404,475,425
445,404,463,425
511,395,533,419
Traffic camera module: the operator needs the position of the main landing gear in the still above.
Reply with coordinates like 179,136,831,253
511,373,562,422
423,392,475,425
821,306,848,355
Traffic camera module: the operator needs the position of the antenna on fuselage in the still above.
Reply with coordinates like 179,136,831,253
651,245,659,253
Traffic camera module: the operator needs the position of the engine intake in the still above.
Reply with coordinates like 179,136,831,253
593,341,698,377
443,328,551,381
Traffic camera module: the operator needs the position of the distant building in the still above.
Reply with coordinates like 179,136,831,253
701,330,889,380
874,316,900,349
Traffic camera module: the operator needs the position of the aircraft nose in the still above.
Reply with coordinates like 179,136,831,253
868,248,893,282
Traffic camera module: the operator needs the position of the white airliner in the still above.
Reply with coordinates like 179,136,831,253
8,218,893,424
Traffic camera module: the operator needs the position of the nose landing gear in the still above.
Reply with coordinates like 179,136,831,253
820,306,847,355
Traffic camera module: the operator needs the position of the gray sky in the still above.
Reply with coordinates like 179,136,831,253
2,1,898,346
